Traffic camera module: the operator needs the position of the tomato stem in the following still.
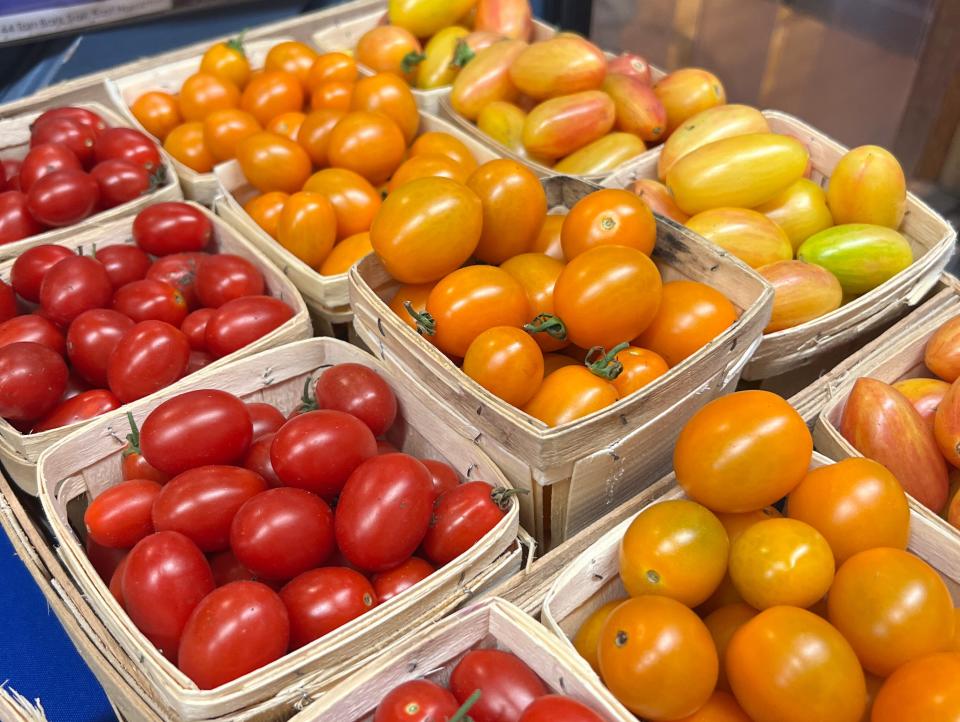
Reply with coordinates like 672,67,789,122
523,313,567,341
451,39,475,68
450,690,481,722
226,31,246,56
585,342,630,380
294,377,318,415
401,51,427,74
404,301,436,337
492,487,528,510
123,412,140,457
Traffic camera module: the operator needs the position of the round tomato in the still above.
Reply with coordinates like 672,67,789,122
351,73,419,143
561,188,656,259
178,72,240,122
467,159,547,265
326,111,406,186
199,39,251,89
237,131,311,194
276,192,336,268
449,649,548,722
203,295,294,358
95,244,151,289
164,122,215,172
421,480,508,566
611,346,668,396
307,52,357,92
387,153,467,193
112,279,188,325
195,254,264,308
93,128,162,173
0,314,66,355
266,110,306,141
84,479,161,548
0,190,43,245
106,320,190,403
703,603,758,694
501,253,566,352
319,231,372,275
243,191,288,239
371,557,435,603
27,169,98,227
373,680,459,722
280,567,375,648
463,326,544,407
388,282,435,332
32,388,120,432
523,365,618,427
130,91,182,141
530,213,565,261
40,255,112,326
246,402,285,440
518,696,605,722
409,131,478,175
310,81,354,111
314,363,397,436
303,167,381,240
355,25,422,83
30,117,95,165
240,71,304,127
180,308,212,351
202,108,261,162
90,158,151,210
871,652,960,722
573,598,626,673
146,252,207,308
297,109,345,166
19,143,82,193
133,202,212,256
264,40,317,88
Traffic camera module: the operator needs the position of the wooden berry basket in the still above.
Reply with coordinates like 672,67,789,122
0,687,47,722
602,110,957,381
36,337,524,722
349,175,774,551
213,111,503,334
0,101,182,260
288,597,633,722
0,202,311,496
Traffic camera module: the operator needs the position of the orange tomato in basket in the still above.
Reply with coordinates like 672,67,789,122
276,192,336,269
163,122,215,172
200,39,251,89
178,72,240,122
355,25,423,83
388,282,435,333
757,260,843,334
266,111,305,141
450,39,528,121
326,111,406,185
351,73,420,144
530,214,565,260
631,179,689,224
871,653,960,722
611,346,668,396
500,253,566,352
240,71,304,126
573,598,626,673
467,159,547,264
131,91,181,141
925,315,960,383
409,132,478,176
703,604,758,694
543,353,577,376
236,131,311,193
523,90,616,160
654,68,726,136
306,52,358,94
463,326,545,407
523,366,619,427
202,108,261,161
319,232,373,276
387,154,468,193
243,192,288,239
673,691,752,722
561,188,655,259
303,168,381,240
893,377,951,429
264,41,317,90
686,207,793,269
296,109,345,167
309,81,353,112
509,35,608,100
826,145,906,229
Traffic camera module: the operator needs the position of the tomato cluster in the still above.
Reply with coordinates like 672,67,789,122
0,201,294,431
0,106,163,246
571,389,958,722
374,648,605,722
83,364,511,689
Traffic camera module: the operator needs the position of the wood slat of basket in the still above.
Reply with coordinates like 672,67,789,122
601,109,957,381
0,686,47,722
287,598,633,722
0,202,311,494
36,337,523,722
0,102,181,261
349,174,773,550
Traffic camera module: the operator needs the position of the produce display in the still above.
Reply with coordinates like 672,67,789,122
0,105,167,245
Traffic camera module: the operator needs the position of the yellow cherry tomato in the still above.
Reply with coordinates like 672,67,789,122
523,365,618,427
319,232,373,276
276,192,337,269
200,37,251,89
463,326,544,407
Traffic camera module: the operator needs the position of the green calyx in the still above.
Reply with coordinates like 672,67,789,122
585,342,630,380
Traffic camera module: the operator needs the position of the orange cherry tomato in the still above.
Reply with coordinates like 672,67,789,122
561,188,656,259
543,353,577,376
163,121,215,172
266,111,305,141
612,346,668,396
703,604,758,694
716,506,782,544
178,72,240,122
243,191,288,239
350,73,420,144
264,40,318,90
673,690,753,722
200,38,251,89
422,266,529,358
871,652,960,722
130,91,182,141
236,131,312,193
240,71,304,126
303,167,381,240
296,109,345,166
500,253,566,352
310,81,353,111
276,192,336,268
530,213,565,260
202,108,261,161
635,280,737,367
523,365,618,427
388,282,435,333
355,25,423,83
573,598,626,673
620,499,729,607
463,326,544,407
326,111,406,185
306,52,358,94
598,596,718,719
467,159,547,264
697,574,745,617
632,178,690,224
387,154,469,193
553,245,662,350
409,131,478,176
319,232,373,276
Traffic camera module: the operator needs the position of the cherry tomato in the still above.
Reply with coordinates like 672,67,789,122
612,346,668,396
266,110,306,141
319,231,372,275
209,549,255,587
350,73,419,144
95,244,151,289
296,109,344,166
187,349,214,373
84,479,161,548
467,159,547,264
93,127,162,173
146,251,207,309
31,117,96,166
237,131,312,194
109,556,128,608
422,480,507,566
199,39,250,90
0,191,43,244
326,111,406,186
40,255,112,326
11,245,74,301
420,458,460,498
133,202,212,256
871,652,960,722
121,530,215,660
314,363,397,436
201,108,261,162
246,402,285,440
120,414,170,484
130,91,181,141
64,309,129,385
180,308,213,351
1,160,20,192
243,433,282,488
178,72,240,122
307,52,357,93
371,557,435,603
387,153,468,193
106,320,190,403
355,26,422,83
274,191,336,268
163,122,215,172
449,649,548,722
523,365,618,427
0,314,66,355
195,254,264,308
240,71,304,127
373,680,458,722
409,131,478,175
178,581,288,689
19,143,82,193
89,159,150,209
243,191,287,239
561,189,656,259
27,169,99,227
463,326,544,407
529,213,565,261
32,388,120,432
388,282,435,332
500,253,566,353
0,280,15,323
204,295,294,358
230,487,334,580
264,40,317,89
280,567,376,648
303,168,381,241
86,536,127,583
573,598,627,673
112,279,188,326
34,107,106,137
310,81,353,112
518,696,605,722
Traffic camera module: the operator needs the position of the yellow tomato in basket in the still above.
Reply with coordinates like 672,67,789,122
553,133,647,176
477,101,549,165
463,325,544,407
467,159,547,264
276,192,336,269
416,26,471,89
319,232,373,276
826,144,906,229
389,0,478,38
654,68,726,136
523,365,618,427
573,598,626,673
500,253,566,352
755,177,834,251
509,35,608,100
523,90,616,160
686,207,793,269
200,38,251,90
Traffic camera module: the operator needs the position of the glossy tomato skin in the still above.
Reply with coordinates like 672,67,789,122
450,649,548,722
270,410,377,496
204,295,294,358
33,388,120,432
93,127,161,173
31,118,96,165
420,458,460,498
140,389,252,475
246,402,285,440
34,107,106,137
112,279,189,326
107,320,190,403
315,363,397,437
39,255,112,326
152,465,267,551
280,567,376,648
422,481,506,566
27,169,99,227
0,280,15,323
95,245,151,289
0,315,66,355
0,191,43,245
236,130,312,194
243,433,282,487
66,309,133,387
133,203,212,256
146,252,207,309
89,159,150,209
518,696,605,722
181,308,214,351
178,581,289,689
871,652,960,722
0,342,68,421
230,487,335,580
121,530,215,660
195,254,264,308
19,143,82,193
371,557,435,603
373,680,459,722
11,244,75,302
84,479,162,548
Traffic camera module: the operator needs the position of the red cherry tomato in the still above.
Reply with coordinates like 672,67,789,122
93,127,161,172
195,254,265,308
106,320,190,403
0,280,15,323
518,696,606,722
83,479,162,548
334,453,434,572
34,107,106,136
112,279,188,326
422,481,507,566
146,252,207,309
121,414,169,484
0,191,44,244
133,203,212,256
66,309,133,387
420,458,460,499
371,557,435,603
181,308,214,351
152,465,266,552
0,315,66,355
449,649,548,722
39,255,112,326
89,159,150,209
140,389,252,475
280,567,376,648
208,550,256,587
2,160,21,192
246,402,285,440
109,556,128,608
31,117,96,166
26,169,99,227
243,433,282,488
86,536,127,583
315,363,398,436
230,487,335,580
204,295,294,358
270,409,377,496
374,680,460,722
33,388,120,432
120,530,214,660
19,143,82,193
95,245,151,289
10,244,74,302
178,581,289,689
0,342,68,421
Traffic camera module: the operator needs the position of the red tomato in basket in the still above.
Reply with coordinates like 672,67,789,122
314,363,397,437
19,143,82,193
86,536,127,583
246,402,285,440
334,454,434,572
230,487,335,581
140,389,252,475
62,371,91,400
146,252,207,309
195,254,265,308
178,581,289,689
31,118,96,166
10,244,74,302
93,127,161,173
66,309,133,387
208,550,256,587
0,280,15,323
27,169,99,227
121,530,214,660
422,482,508,566
280,567,377,649
450,649,548,722
0,342,67,421
34,107,106,136
84,479,162,548
89,159,150,209
0,191,43,245
108,556,127,609
374,680,460,722
2,160,20,192
371,557,435,603
187,349,214,373
112,279,188,326
203,295,294,359
518,696,606,722
0,315,66,355
120,413,171,484
32,388,120,432
180,308,214,351
106,320,190,403
243,434,282,488
270,409,377,496
132,203,212,256
95,245,151,289
39,255,112,326
420,458,460,499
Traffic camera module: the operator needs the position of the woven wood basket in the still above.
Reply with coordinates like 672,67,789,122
0,201,311,496
0,687,47,722
36,337,524,721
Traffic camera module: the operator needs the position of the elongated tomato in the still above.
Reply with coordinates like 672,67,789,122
658,104,769,179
